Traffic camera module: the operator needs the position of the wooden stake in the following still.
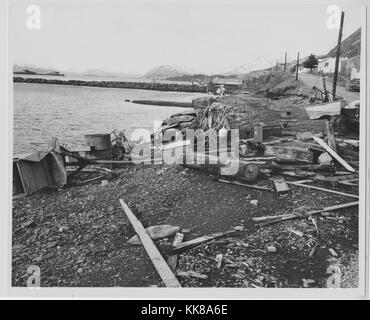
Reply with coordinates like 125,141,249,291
119,199,181,287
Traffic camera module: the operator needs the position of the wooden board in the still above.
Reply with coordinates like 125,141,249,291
254,201,359,225
170,230,236,254
264,145,313,164
312,136,356,172
287,181,359,198
167,232,184,272
119,199,181,287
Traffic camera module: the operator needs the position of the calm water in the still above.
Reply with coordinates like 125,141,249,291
13,83,206,154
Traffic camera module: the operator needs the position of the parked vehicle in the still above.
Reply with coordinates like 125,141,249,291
345,78,360,92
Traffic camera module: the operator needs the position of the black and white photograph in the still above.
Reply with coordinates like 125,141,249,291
1,0,369,300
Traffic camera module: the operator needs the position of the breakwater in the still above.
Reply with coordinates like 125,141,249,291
13,76,235,93
131,99,193,108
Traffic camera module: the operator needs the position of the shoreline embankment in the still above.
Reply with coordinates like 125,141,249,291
13,76,239,93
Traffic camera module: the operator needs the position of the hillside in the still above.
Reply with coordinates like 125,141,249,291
145,65,189,79
13,64,64,76
326,27,361,58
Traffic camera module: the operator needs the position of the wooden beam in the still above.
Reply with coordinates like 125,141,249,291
264,145,313,163
170,230,236,254
176,270,208,279
119,199,181,287
167,232,184,272
254,201,359,225
313,136,356,172
286,181,359,198
216,178,273,191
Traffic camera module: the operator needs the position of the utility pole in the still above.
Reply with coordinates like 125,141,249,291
284,52,287,71
332,11,345,99
295,52,299,81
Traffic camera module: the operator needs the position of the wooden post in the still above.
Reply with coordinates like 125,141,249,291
295,52,300,81
284,52,287,71
326,118,337,152
332,11,345,99
322,77,328,101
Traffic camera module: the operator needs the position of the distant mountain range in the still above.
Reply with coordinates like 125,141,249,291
13,65,64,76
144,65,190,79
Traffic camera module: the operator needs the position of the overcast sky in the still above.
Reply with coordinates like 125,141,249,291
9,2,363,75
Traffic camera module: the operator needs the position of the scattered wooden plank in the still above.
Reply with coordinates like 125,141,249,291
176,270,208,279
335,138,359,148
287,181,359,198
216,178,272,191
313,174,358,183
264,145,313,163
254,201,359,226
167,232,184,272
338,180,358,187
294,179,314,184
266,164,333,171
312,136,355,172
273,177,290,193
119,199,181,287
12,193,26,201
170,230,236,254
263,138,294,145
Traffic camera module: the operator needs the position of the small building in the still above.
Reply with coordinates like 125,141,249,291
347,55,360,80
317,57,336,74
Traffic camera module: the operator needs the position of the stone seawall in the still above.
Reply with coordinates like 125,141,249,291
13,76,230,93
